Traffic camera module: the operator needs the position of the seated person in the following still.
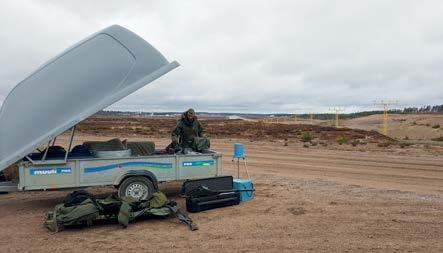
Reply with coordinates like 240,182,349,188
167,108,209,153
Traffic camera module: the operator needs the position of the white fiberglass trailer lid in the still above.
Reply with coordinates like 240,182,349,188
0,25,179,172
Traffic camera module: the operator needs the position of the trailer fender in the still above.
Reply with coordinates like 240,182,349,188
114,170,159,190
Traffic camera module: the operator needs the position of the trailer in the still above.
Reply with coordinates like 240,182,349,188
12,136,222,200
0,25,221,199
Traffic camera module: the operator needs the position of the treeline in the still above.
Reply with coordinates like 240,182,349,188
97,110,168,116
97,104,443,119
402,105,443,113
298,104,443,120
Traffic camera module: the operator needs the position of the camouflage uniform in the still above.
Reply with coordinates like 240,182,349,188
171,109,204,149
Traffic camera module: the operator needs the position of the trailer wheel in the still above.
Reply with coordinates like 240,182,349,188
118,176,154,200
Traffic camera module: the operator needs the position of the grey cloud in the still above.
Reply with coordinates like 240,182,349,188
0,0,442,113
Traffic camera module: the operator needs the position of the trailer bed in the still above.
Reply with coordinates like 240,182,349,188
13,152,221,191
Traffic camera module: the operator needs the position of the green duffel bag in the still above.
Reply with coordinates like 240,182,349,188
44,191,197,232
118,191,169,227
45,198,100,232
126,141,155,156
192,137,210,152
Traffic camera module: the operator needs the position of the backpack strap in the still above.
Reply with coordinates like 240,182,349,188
44,206,63,233
118,201,132,228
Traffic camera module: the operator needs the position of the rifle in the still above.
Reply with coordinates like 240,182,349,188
184,185,255,198
166,201,198,231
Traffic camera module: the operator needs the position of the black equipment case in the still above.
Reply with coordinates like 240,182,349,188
181,176,240,213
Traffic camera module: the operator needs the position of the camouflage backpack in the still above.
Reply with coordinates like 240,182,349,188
45,198,100,232
44,191,197,232
115,192,170,227
192,137,210,152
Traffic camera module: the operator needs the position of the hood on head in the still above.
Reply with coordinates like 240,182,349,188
181,108,196,122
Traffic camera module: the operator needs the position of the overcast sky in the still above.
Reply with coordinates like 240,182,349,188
0,1,442,113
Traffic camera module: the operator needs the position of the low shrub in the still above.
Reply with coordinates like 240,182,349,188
336,136,348,145
400,143,411,148
351,139,359,147
377,142,391,147
301,132,313,142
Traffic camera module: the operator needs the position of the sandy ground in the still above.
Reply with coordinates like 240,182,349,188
342,114,443,140
0,137,442,252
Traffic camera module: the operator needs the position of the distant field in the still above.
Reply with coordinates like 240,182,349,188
77,116,394,144
64,115,443,155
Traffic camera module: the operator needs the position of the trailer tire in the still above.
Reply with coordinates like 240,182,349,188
118,176,155,200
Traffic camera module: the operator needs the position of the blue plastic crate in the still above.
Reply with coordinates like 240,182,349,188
233,179,254,201
233,143,245,158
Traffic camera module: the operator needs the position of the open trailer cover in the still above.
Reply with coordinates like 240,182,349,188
0,25,179,172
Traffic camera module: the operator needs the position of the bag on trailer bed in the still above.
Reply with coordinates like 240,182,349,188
192,137,210,152
126,141,155,156
83,138,126,151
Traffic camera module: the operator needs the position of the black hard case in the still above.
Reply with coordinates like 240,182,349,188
186,192,240,213
181,176,240,213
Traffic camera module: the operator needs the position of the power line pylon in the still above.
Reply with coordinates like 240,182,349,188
310,113,314,125
374,100,399,136
330,107,345,128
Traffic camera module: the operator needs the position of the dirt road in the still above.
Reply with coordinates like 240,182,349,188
0,137,442,252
